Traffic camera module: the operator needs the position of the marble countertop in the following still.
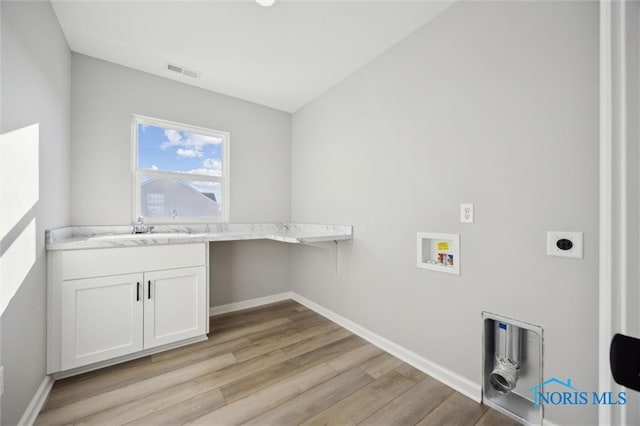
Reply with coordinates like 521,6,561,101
46,223,353,251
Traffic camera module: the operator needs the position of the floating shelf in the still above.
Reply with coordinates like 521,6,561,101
417,232,460,275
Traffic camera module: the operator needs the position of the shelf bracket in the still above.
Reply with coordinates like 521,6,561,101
299,240,340,275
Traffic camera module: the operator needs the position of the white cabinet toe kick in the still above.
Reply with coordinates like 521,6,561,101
47,243,209,376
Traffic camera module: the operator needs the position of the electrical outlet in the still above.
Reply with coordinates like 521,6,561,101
547,231,583,259
460,203,474,223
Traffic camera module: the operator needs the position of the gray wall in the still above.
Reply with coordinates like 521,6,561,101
70,54,292,307
1,1,71,424
291,2,599,425
210,240,291,306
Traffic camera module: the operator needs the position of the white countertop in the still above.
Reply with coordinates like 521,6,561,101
46,223,353,251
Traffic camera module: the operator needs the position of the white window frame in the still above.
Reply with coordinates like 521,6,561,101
131,114,230,224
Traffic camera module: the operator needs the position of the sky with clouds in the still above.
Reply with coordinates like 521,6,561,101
138,123,223,203
138,123,223,177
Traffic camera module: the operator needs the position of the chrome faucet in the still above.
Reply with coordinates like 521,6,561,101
132,216,154,234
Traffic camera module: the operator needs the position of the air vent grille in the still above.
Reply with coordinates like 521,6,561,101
166,62,201,79
181,68,200,79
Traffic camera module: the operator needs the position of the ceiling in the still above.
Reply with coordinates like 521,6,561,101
51,1,454,113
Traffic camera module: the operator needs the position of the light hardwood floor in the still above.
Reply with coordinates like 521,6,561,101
36,300,519,425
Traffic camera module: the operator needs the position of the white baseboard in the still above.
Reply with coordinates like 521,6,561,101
18,375,54,426
209,292,293,316
290,292,483,403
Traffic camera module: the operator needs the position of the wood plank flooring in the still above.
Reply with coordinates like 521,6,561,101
36,300,519,426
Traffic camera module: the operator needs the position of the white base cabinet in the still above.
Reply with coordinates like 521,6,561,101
144,267,207,350
48,243,208,374
61,273,144,370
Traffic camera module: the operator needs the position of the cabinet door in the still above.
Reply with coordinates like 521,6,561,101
61,273,144,370
144,266,207,349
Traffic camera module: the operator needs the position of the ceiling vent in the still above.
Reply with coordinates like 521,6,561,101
166,62,201,79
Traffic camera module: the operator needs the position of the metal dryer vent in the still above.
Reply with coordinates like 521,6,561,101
490,322,522,393
482,312,543,426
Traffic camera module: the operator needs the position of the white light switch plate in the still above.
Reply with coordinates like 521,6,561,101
460,203,474,223
547,231,583,259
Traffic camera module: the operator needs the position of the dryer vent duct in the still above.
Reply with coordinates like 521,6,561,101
489,322,522,394
482,312,543,425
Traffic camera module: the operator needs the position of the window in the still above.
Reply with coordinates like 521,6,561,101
132,115,229,222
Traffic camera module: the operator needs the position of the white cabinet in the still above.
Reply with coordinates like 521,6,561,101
48,243,208,374
61,273,144,370
144,267,207,349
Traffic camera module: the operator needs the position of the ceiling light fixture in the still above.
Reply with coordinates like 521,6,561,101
255,0,277,7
